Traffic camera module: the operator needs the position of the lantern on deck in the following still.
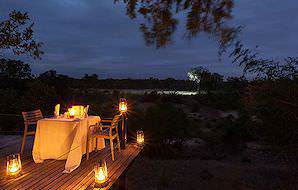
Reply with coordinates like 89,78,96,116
118,98,127,113
6,154,22,176
94,159,108,186
137,130,144,145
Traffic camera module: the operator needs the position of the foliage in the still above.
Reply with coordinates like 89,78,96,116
22,80,58,115
144,103,189,144
200,72,224,93
82,73,99,81
225,76,248,91
199,113,255,147
194,91,243,111
188,66,223,93
244,79,298,144
116,0,240,52
243,57,297,80
0,10,43,59
230,42,297,80
129,102,190,156
160,93,183,104
0,88,21,113
141,91,160,103
188,66,209,84
230,44,298,145
0,58,32,79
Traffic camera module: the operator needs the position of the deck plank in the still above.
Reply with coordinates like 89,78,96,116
84,145,141,190
0,143,141,190
77,147,135,190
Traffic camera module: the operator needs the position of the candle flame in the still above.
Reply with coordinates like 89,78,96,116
95,167,106,183
137,131,144,144
69,108,76,116
119,103,127,113
7,159,21,175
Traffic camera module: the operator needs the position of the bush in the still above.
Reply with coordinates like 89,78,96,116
141,91,160,103
160,93,183,104
128,102,190,157
205,114,255,146
245,79,298,145
194,91,243,111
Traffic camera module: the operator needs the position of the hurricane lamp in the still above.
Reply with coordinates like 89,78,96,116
118,98,128,113
6,154,22,176
137,130,144,145
94,159,108,186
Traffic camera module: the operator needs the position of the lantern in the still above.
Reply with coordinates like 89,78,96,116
54,104,60,118
118,98,128,113
68,107,76,118
94,159,108,186
137,130,144,145
6,154,22,176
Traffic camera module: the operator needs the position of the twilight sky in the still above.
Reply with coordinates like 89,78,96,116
0,0,297,79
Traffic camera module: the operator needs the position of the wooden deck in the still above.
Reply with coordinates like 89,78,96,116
0,140,141,190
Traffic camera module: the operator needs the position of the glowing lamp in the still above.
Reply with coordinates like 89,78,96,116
54,104,60,118
137,130,144,144
118,98,127,113
6,154,22,176
68,107,76,118
94,159,108,186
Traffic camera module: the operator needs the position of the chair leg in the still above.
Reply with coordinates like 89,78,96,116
21,129,27,155
116,135,121,152
86,136,90,160
110,139,115,161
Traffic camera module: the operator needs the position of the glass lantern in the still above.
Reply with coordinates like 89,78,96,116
137,130,144,145
118,98,127,113
94,159,108,185
68,107,76,118
6,154,22,176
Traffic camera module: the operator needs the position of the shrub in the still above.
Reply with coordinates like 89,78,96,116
206,114,255,146
128,102,190,157
160,93,183,104
141,91,160,103
244,79,298,145
194,91,243,111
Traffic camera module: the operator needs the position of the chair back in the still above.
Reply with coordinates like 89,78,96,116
111,114,121,129
22,109,43,125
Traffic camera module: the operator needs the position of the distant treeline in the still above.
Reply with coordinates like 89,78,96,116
0,59,234,91
0,76,196,90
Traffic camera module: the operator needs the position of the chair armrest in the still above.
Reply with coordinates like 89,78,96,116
101,119,113,122
100,124,112,128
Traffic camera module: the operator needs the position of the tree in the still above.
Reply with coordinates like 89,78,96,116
188,66,209,93
0,10,43,59
82,73,98,80
39,70,57,79
230,43,298,144
0,58,31,79
116,0,240,51
230,42,297,80
201,72,224,93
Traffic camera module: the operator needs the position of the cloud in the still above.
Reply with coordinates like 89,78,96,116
1,0,297,79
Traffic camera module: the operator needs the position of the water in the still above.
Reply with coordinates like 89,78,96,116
97,89,200,96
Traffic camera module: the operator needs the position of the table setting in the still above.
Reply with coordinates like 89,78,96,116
32,105,105,173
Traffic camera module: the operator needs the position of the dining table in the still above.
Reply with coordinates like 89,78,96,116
32,115,105,173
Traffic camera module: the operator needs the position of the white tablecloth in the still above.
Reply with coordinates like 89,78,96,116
32,116,105,173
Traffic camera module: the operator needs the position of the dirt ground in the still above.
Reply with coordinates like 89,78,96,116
126,142,298,190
